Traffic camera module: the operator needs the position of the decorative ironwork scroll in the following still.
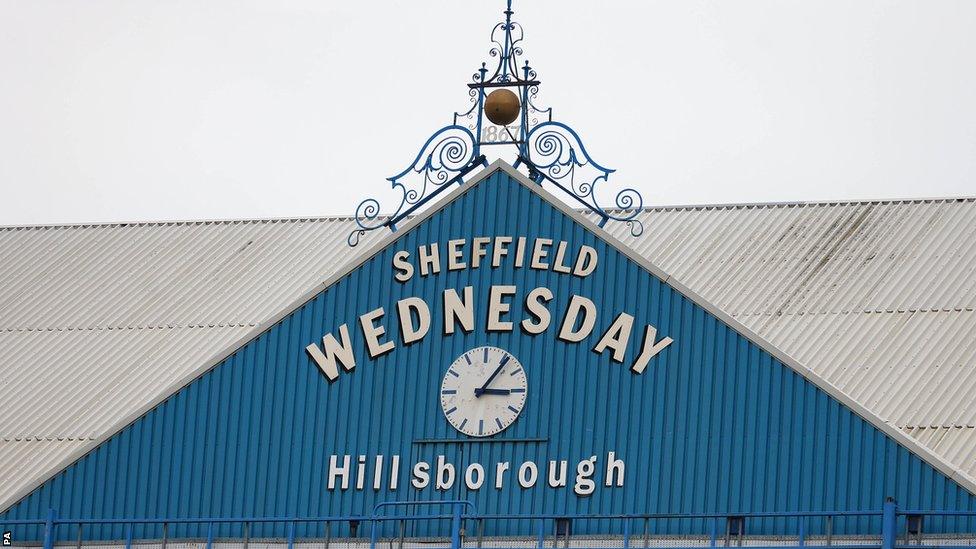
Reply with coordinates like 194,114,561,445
349,126,484,247
347,0,645,246
522,122,644,237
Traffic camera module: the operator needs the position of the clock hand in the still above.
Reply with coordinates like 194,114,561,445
474,354,510,398
474,388,511,396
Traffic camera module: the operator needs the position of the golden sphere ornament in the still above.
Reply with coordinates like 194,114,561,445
484,88,521,126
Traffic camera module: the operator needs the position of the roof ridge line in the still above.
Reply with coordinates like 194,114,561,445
608,195,976,213
2,196,973,232
0,215,365,232
1,436,97,443
1,323,258,333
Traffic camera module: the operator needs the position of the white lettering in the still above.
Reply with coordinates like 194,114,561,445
472,237,490,268
305,324,356,381
593,312,635,363
329,454,624,495
531,238,553,269
465,463,485,490
495,461,510,489
558,295,597,342
487,285,517,332
521,287,554,334
389,455,400,490
630,325,674,374
393,250,414,283
605,451,625,487
552,241,572,274
518,461,538,488
397,297,431,344
392,238,600,282
360,307,395,358
443,287,475,334
492,236,513,267
514,237,527,268
574,245,598,277
447,239,466,270
435,455,456,490
329,455,350,490
418,244,441,276
547,460,568,487
356,454,367,489
411,462,430,489
373,455,384,491
574,456,596,496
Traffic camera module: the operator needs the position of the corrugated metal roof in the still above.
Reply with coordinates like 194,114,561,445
1,194,975,511
905,425,976,467
604,198,976,424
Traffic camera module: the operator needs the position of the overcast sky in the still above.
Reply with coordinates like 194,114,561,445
1,1,974,226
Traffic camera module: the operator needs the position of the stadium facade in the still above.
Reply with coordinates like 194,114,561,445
1,163,976,549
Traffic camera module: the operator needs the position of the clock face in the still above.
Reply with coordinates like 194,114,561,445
440,346,528,437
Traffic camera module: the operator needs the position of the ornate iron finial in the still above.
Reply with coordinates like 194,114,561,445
348,1,644,247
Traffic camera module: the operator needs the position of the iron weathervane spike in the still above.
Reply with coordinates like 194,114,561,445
347,0,644,247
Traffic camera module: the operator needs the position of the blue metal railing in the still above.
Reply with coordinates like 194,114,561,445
5,499,976,549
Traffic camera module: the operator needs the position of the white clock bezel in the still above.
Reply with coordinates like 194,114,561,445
439,346,528,437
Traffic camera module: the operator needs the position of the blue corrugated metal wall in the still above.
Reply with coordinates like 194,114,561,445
3,168,975,539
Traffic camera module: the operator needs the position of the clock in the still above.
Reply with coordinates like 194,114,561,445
440,346,528,437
